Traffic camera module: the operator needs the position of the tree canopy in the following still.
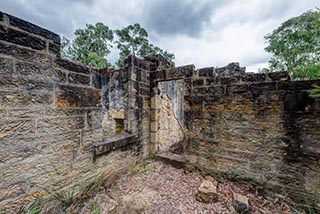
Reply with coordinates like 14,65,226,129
62,23,114,68
264,10,320,80
62,23,174,68
115,23,174,67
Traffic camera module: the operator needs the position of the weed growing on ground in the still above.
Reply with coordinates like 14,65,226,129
130,159,156,175
53,190,75,209
90,198,102,214
78,174,105,202
17,196,44,214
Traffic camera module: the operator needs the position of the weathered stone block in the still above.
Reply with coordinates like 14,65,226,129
110,108,125,119
193,79,204,87
81,128,102,147
49,42,60,54
0,42,51,65
241,73,266,83
219,76,239,85
0,182,26,201
198,67,214,77
150,132,158,143
193,86,224,95
93,133,138,156
267,71,290,81
232,192,250,214
227,84,249,94
86,109,102,129
37,117,84,134
0,76,53,91
92,73,102,89
196,178,218,203
184,96,203,111
140,86,150,96
279,80,320,91
150,121,158,132
152,70,166,81
205,77,218,86
0,139,39,163
39,139,81,157
124,55,150,70
249,82,277,92
7,13,60,43
55,58,90,74
215,62,245,76
37,131,80,146
8,108,44,119
16,62,67,83
68,72,91,86
155,152,188,168
0,119,35,139
0,108,6,118
0,25,46,50
0,57,13,75
55,85,101,108
0,91,53,108
44,108,86,118
165,65,194,80
284,92,310,112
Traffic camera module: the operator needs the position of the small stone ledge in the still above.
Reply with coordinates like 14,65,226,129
155,152,189,169
4,11,60,44
93,133,139,156
55,58,91,74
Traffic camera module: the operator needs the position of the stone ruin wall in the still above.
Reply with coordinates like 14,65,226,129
0,11,151,212
151,63,320,207
0,11,319,211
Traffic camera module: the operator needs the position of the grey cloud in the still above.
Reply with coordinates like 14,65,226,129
143,0,228,37
0,0,96,37
211,0,298,30
244,55,270,66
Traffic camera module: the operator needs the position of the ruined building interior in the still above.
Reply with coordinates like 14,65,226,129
0,11,319,213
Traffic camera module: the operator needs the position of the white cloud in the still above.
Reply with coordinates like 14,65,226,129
0,0,318,71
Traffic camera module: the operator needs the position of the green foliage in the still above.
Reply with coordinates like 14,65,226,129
61,22,175,68
53,190,75,208
78,174,104,201
292,64,320,80
309,85,320,100
264,10,320,80
90,199,102,214
18,197,43,214
130,159,156,175
50,173,104,211
115,23,148,65
62,23,114,68
115,23,174,67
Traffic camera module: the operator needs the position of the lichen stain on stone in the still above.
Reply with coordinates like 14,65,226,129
156,81,184,152
55,85,102,108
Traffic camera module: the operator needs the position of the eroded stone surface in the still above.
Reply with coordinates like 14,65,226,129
232,192,250,214
156,80,184,152
0,11,319,213
196,177,218,203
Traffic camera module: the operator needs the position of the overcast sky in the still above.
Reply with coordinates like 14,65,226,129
0,0,318,71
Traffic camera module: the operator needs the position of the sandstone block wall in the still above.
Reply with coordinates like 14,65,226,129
0,12,146,212
0,10,319,212
150,62,320,206
185,65,320,201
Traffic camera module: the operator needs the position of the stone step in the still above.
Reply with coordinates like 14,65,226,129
154,152,188,169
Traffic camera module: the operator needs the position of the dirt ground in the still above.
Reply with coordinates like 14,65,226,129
70,160,299,214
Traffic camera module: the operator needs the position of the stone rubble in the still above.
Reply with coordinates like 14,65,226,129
196,178,218,203
232,192,251,214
